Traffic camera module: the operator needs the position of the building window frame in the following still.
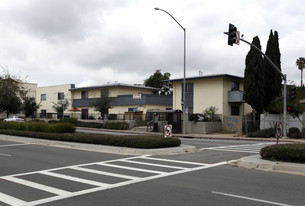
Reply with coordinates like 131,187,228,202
41,94,46,101
81,91,88,99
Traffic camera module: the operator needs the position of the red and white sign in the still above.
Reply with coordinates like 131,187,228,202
164,125,172,138
133,93,142,99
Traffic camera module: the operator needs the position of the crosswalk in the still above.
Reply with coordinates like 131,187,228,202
203,142,275,154
0,155,226,206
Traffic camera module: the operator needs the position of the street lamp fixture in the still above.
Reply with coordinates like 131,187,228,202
154,7,187,134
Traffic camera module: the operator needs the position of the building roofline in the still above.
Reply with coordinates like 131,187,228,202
69,83,159,91
163,74,243,83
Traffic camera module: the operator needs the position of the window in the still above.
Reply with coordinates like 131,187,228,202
128,108,138,112
81,91,88,99
231,82,240,91
101,89,109,97
231,106,240,116
58,92,64,100
41,94,46,101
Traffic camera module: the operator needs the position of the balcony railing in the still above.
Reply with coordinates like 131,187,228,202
228,90,245,103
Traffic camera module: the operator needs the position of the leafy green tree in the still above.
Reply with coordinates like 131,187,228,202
0,69,27,117
144,70,172,95
204,106,218,121
296,57,305,87
91,89,113,119
52,99,69,119
243,36,265,116
23,97,40,118
264,30,282,111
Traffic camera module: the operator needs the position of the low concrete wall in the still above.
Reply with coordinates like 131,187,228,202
185,122,222,134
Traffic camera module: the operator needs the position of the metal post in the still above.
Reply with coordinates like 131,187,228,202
155,8,187,134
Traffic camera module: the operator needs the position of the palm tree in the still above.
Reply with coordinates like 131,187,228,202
296,57,305,87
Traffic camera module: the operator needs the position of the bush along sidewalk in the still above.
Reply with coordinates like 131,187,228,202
0,122,75,133
260,144,305,163
0,129,181,149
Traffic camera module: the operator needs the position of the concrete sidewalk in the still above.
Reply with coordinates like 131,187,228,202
230,155,305,176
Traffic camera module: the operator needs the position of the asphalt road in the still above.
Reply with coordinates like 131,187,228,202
0,138,304,206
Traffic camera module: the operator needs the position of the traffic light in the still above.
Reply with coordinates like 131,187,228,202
289,85,296,102
287,106,294,113
227,24,239,46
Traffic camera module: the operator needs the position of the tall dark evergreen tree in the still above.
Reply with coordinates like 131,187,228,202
264,30,282,111
243,36,265,115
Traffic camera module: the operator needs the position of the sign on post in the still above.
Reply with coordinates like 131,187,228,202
164,124,172,138
275,122,283,144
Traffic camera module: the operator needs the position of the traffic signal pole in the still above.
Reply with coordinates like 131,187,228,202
238,37,287,138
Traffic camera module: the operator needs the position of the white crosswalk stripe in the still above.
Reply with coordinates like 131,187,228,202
204,142,275,154
0,155,226,206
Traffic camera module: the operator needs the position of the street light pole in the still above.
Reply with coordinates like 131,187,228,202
155,8,187,134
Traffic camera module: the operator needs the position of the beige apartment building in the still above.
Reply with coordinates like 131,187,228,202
70,83,172,120
36,84,75,118
167,74,253,131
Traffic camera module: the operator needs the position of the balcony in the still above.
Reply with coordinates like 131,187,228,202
228,90,245,103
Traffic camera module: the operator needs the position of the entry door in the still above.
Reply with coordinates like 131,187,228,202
81,109,88,119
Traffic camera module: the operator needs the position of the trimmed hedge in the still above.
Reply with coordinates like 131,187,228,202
74,121,103,128
0,129,181,149
247,128,275,138
260,144,305,163
0,122,75,133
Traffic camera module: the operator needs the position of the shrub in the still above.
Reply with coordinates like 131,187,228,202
260,144,305,163
289,132,305,139
48,120,59,124
60,117,78,124
0,129,181,149
74,121,103,128
48,123,76,133
27,122,49,132
247,128,275,138
289,127,300,135
247,121,260,133
103,121,128,130
189,114,200,122
0,122,75,133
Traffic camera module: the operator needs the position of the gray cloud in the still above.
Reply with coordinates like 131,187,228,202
0,0,304,87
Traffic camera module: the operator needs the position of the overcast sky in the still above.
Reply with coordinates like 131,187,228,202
0,0,304,87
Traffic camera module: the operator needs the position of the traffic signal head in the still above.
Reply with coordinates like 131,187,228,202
289,85,296,102
287,106,294,113
228,24,238,46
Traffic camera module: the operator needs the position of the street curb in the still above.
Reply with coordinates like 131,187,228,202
0,134,198,156
233,154,305,176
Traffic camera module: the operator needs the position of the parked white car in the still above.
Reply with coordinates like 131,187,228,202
3,116,25,122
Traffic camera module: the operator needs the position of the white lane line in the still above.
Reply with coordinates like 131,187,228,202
120,159,188,170
71,166,139,180
202,143,273,150
27,161,227,206
212,191,293,206
4,176,71,196
39,171,110,187
0,153,12,157
97,162,165,174
206,148,260,153
0,192,27,206
0,155,143,179
0,143,30,148
140,156,208,166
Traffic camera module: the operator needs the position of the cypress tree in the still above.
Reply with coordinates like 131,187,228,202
243,36,265,115
264,30,282,111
